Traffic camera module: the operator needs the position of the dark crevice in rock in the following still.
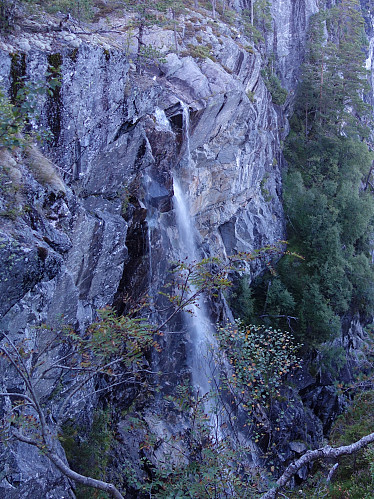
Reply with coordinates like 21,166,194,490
234,51,244,75
216,93,228,117
135,139,147,168
111,118,141,143
73,138,81,181
219,217,237,255
113,199,149,316
47,53,63,146
189,108,204,132
10,52,26,103
165,102,187,154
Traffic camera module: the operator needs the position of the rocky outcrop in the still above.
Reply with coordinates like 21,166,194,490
0,0,373,495
0,18,287,493
269,0,318,89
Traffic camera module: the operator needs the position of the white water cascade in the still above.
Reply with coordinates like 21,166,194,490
171,101,221,404
173,178,217,397
172,106,264,468
150,103,261,465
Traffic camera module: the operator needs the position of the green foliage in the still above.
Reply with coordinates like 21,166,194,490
271,390,374,497
240,1,272,46
41,0,93,21
0,0,18,32
229,275,255,324
0,0,93,29
253,0,272,32
294,0,370,137
0,159,23,219
0,71,61,149
0,88,23,148
260,172,273,201
314,343,347,379
0,244,304,497
326,391,374,498
217,321,301,402
241,9,264,45
246,89,255,102
265,279,296,319
280,143,374,343
261,65,288,105
221,8,237,26
187,42,214,60
245,0,374,345
123,387,266,498
60,409,114,499
136,44,167,73
81,306,159,365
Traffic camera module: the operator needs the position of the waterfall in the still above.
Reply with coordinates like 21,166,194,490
180,101,192,167
173,178,217,397
171,101,223,418
151,103,260,464
173,178,264,465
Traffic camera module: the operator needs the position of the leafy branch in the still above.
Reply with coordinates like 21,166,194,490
0,245,289,496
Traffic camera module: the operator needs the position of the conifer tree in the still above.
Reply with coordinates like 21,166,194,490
250,0,374,343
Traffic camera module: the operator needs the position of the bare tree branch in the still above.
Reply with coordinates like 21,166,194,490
261,432,374,499
326,462,339,483
0,392,35,405
1,339,126,498
12,429,125,499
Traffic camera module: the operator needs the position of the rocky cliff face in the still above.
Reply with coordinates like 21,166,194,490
269,0,318,89
0,0,372,496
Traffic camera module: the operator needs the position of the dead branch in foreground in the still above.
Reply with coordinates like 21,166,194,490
261,432,374,499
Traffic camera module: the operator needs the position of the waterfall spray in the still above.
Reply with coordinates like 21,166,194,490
173,178,217,397
153,102,261,464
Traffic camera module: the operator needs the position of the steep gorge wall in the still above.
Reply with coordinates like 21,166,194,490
0,0,366,495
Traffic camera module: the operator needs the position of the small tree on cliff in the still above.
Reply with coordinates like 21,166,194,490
2,249,374,496
0,251,273,497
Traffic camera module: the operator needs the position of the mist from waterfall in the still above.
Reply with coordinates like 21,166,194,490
172,104,263,468
172,178,217,398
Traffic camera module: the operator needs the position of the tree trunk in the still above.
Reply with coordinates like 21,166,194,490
261,432,374,499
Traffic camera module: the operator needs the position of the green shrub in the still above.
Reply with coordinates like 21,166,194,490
327,391,374,498
261,67,288,105
187,42,214,60
0,72,61,149
229,275,255,323
0,87,23,148
42,0,93,21
137,44,166,73
246,89,255,102
123,386,266,498
217,321,301,402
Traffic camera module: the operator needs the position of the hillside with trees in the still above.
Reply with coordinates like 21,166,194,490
0,0,374,498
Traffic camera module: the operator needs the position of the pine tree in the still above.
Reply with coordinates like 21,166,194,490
249,0,374,344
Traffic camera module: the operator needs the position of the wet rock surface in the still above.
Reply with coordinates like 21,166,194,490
0,1,373,495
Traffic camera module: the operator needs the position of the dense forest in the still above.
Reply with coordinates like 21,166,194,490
237,0,374,344
1,0,374,498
